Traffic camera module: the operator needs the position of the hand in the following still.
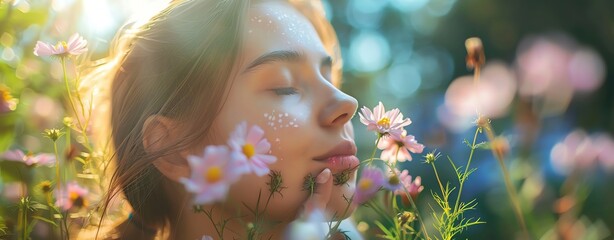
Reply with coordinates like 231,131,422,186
300,168,332,218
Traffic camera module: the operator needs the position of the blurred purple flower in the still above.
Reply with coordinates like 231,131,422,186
353,167,385,204
33,33,88,57
550,130,614,174
1,149,55,167
444,62,516,119
516,35,605,115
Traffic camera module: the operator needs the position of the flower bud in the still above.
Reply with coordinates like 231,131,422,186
43,128,64,142
465,37,485,69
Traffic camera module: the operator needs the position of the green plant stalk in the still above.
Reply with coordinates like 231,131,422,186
430,162,453,239
61,57,93,153
52,142,68,240
201,206,224,239
400,179,430,240
483,123,528,237
61,58,83,132
382,159,430,240
18,200,27,240
366,135,382,166
326,194,356,239
72,74,93,153
53,141,61,192
430,163,445,201
451,127,479,216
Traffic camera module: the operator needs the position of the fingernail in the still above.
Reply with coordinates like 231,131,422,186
316,168,331,184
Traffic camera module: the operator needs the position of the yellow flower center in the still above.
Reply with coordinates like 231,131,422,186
56,41,68,51
377,117,391,127
242,144,255,159
358,179,373,190
69,191,80,201
204,166,223,183
388,175,400,186
1,89,11,101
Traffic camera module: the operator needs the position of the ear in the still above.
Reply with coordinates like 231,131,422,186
142,115,191,182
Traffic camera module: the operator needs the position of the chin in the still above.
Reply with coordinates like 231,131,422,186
326,178,357,221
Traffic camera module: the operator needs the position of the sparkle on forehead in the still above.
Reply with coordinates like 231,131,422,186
250,4,318,47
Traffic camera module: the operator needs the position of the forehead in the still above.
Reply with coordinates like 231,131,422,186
240,2,328,65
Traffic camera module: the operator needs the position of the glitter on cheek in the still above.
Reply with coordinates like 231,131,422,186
263,110,300,131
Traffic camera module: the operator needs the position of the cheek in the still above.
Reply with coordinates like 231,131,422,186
260,108,310,155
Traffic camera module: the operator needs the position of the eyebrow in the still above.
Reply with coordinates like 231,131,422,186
242,50,333,73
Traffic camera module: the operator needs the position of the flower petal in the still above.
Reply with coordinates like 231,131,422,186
374,102,386,120
246,125,265,145
33,41,57,56
254,154,276,164
1,149,25,161
30,154,56,166
255,139,271,153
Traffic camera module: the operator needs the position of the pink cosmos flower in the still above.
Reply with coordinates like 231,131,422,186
55,182,88,211
1,149,55,167
201,235,214,240
593,134,614,171
377,130,424,163
180,145,248,205
353,167,385,205
395,170,423,198
33,33,88,57
359,102,411,137
228,121,277,176
550,130,598,174
1,182,26,202
394,170,423,206
551,130,614,174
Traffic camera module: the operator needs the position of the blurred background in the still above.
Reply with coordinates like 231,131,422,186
0,0,613,239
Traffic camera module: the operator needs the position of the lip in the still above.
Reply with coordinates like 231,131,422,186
314,141,360,172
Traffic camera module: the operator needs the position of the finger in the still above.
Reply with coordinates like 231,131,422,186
304,168,332,215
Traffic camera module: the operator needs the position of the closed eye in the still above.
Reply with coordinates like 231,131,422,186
273,87,298,96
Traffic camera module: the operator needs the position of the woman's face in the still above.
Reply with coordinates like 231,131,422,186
209,1,358,221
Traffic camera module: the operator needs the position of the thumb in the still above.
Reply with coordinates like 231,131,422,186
302,168,332,216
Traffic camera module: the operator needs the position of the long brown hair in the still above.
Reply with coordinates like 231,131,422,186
82,0,343,238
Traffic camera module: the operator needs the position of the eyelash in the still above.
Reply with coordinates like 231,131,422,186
273,87,298,96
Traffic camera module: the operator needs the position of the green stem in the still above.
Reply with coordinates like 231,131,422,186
431,163,445,199
400,179,430,240
61,58,82,129
52,142,68,240
61,58,92,152
326,195,355,239
483,122,529,237
496,157,528,237
53,142,61,191
366,135,382,166
23,204,27,240
202,206,224,239
452,127,479,215
384,160,430,239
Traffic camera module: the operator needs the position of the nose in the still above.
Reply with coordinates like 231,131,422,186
319,89,358,128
